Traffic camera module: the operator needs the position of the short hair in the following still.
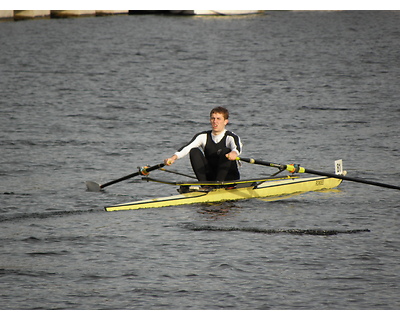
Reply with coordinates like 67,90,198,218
210,107,229,119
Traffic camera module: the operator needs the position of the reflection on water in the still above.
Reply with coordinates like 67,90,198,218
196,201,242,219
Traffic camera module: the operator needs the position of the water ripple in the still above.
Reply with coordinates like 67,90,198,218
179,222,370,236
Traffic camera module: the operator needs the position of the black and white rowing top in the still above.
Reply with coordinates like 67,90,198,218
174,129,242,160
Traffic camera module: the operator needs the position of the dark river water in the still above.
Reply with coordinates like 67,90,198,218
1,11,399,310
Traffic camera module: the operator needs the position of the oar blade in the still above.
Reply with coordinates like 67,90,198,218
86,181,102,192
85,162,166,192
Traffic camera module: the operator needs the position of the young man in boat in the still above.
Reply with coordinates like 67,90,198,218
164,107,242,182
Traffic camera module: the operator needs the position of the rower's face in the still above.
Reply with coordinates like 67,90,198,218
210,112,228,134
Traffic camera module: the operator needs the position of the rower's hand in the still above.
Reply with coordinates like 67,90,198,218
164,155,177,166
226,151,238,161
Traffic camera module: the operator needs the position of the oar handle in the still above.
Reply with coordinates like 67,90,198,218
237,157,400,191
100,163,165,189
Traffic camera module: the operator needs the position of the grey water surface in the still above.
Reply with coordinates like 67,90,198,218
0,11,399,309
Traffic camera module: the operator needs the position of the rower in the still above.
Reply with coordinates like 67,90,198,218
164,107,243,182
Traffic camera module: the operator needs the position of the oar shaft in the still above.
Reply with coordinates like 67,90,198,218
238,157,400,191
304,168,400,190
238,157,291,171
100,163,165,189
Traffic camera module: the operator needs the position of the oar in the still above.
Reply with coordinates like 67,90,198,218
237,157,400,191
160,168,197,180
86,163,165,192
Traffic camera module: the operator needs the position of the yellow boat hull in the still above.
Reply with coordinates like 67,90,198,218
105,175,342,212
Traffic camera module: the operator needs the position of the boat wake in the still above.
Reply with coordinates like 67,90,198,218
179,223,370,236
0,209,98,223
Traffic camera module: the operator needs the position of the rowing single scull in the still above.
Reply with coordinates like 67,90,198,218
104,160,346,211
104,173,343,211
86,158,399,212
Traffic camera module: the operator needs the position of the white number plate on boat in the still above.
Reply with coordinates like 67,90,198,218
335,159,343,175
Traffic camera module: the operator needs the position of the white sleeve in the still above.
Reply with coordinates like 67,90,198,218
226,135,242,155
174,133,207,159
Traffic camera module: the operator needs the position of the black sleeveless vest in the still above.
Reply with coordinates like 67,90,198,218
204,131,231,166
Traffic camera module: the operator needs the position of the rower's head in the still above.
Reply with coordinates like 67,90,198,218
210,107,229,134
210,106,229,120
